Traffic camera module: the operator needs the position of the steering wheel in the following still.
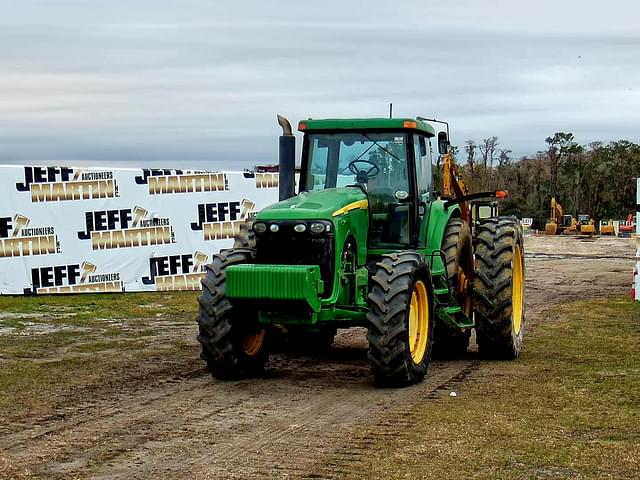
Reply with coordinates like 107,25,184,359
348,160,380,183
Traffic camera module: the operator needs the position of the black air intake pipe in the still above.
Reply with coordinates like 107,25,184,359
277,114,296,201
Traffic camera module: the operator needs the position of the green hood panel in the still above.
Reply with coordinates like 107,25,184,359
257,187,368,221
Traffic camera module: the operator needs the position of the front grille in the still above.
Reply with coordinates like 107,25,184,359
255,222,335,298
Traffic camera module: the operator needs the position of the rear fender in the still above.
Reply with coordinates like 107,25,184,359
422,200,461,272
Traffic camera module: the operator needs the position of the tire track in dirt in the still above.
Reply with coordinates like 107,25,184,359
300,363,481,480
2,334,479,479
88,358,480,480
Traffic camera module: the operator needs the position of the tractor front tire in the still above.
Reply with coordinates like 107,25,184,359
233,220,256,250
367,252,435,387
433,218,473,358
197,248,269,379
473,217,525,359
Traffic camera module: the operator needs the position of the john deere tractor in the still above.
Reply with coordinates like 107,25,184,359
197,116,525,387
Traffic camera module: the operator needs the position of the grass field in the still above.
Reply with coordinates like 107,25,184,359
0,292,199,423
310,298,640,479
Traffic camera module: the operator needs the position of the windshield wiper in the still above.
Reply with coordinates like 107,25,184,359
340,134,402,173
362,133,403,162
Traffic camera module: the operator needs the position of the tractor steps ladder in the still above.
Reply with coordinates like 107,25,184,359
428,251,474,329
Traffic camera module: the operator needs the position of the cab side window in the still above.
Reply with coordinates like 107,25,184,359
413,134,433,202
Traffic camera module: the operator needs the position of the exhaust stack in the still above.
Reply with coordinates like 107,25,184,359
277,115,296,201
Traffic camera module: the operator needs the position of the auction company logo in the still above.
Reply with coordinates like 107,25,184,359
25,261,123,294
0,214,60,258
135,168,229,194
142,251,209,291
16,166,118,202
190,199,255,240
77,206,175,250
255,173,278,188
243,171,279,188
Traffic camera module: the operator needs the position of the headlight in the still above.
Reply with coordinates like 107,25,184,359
310,222,326,234
293,224,307,233
269,224,279,233
253,222,267,233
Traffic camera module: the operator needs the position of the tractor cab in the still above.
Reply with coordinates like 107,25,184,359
471,200,499,235
298,119,436,248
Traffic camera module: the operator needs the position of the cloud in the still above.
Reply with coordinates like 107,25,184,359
0,1,639,168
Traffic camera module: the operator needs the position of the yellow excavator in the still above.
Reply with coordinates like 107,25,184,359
545,196,573,235
563,216,579,235
545,197,594,236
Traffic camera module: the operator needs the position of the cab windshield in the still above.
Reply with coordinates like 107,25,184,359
304,132,412,245
304,132,409,193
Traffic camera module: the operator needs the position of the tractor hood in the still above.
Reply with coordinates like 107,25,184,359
256,187,368,221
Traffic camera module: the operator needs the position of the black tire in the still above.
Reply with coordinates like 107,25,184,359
473,217,525,359
233,220,256,250
367,252,435,387
433,218,473,358
197,248,269,379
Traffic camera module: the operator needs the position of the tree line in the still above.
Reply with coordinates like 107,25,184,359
442,133,640,229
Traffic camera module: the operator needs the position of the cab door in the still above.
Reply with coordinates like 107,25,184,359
412,134,434,246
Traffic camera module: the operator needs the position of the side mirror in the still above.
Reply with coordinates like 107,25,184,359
437,131,450,155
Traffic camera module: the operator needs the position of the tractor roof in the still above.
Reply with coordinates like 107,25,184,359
298,118,436,136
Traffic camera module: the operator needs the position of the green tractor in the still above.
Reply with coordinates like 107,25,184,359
197,116,525,387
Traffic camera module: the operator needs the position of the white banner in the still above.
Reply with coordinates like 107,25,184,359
0,165,280,294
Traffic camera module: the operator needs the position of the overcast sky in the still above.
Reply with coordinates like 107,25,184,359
1,0,638,170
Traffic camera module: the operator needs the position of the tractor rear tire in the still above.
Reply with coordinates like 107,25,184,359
367,252,435,387
197,248,269,379
473,217,525,359
433,218,473,358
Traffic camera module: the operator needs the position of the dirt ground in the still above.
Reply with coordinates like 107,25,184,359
0,235,636,479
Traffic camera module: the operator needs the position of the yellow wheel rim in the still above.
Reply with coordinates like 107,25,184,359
456,267,473,318
242,330,266,357
512,245,524,335
408,280,429,364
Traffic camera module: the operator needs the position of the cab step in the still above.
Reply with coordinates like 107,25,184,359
434,287,450,297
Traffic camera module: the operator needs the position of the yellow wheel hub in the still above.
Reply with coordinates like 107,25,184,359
512,245,524,335
408,280,429,364
456,267,473,318
242,330,266,357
